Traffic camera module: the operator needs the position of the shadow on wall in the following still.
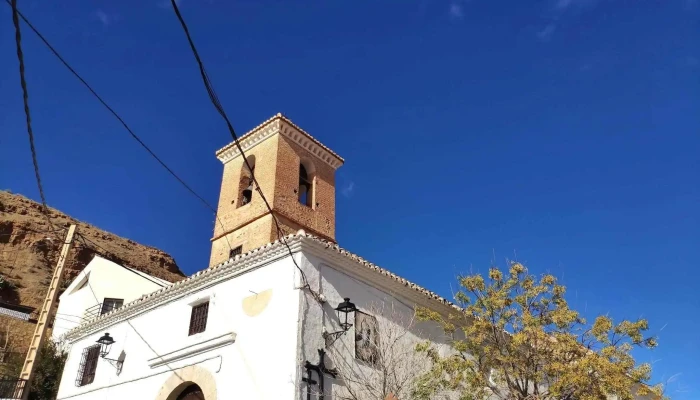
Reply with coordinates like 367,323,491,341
321,265,454,344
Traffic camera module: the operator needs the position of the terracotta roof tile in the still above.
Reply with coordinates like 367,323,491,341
65,231,456,337
301,233,459,310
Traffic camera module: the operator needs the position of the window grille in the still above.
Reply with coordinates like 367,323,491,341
0,376,26,399
229,246,242,259
75,345,100,387
188,302,209,336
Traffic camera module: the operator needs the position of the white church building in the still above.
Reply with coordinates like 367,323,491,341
53,114,458,400
52,256,172,341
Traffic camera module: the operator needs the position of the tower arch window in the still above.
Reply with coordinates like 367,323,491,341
237,155,255,208
298,161,314,208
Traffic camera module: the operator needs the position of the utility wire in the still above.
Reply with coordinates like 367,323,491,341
169,0,321,302
5,0,311,298
74,233,170,288
71,239,204,400
67,246,101,307
54,312,85,320
9,0,56,233
53,315,81,324
2,0,234,255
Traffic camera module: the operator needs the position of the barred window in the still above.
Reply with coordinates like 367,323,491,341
188,302,209,336
229,246,242,259
100,298,123,315
75,345,100,387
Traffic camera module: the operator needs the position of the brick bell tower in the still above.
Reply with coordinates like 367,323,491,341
209,113,344,266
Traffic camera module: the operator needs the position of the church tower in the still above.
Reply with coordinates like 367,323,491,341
209,113,344,266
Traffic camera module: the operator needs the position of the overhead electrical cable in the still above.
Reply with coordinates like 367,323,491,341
9,0,57,234
2,0,234,254
169,0,321,301
75,233,169,288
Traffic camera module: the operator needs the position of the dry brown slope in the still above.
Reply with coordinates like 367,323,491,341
0,190,185,365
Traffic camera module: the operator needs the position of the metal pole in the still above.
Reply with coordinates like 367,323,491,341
19,224,76,399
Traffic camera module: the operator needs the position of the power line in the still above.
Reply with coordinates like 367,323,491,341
2,0,233,255
63,247,101,307
53,315,81,324
169,0,321,302
68,239,114,311
54,312,85,320
74,233,169,288
6,0,316,299
9,0,55,233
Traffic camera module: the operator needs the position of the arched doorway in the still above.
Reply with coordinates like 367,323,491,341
155,365,217,400
176,384,204,400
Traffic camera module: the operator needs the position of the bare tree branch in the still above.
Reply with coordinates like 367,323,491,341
327,302,434,400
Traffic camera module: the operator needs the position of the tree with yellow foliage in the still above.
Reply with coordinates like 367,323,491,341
414,262,664,400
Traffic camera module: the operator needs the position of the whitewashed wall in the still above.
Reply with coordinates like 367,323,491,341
56,245,460,400
294,249,654,400
56,255,303,400
53,257,169,341
297,250,457,400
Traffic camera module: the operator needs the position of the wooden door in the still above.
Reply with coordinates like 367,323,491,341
176,384,204,400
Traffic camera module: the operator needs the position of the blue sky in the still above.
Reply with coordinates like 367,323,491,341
1,0,698,395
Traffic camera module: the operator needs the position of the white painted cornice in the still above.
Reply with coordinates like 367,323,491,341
215,113,344,169
64,232,458,342
297,237,460,317
216,116,282,164
64,238,300,342
147,332,236,368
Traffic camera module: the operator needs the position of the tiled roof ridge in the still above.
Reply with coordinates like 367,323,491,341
64,231,457,340
304,234,459,310
214,113,345,162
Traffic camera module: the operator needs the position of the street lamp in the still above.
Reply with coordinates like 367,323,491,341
324,298,358,346
96,333,114,358
335,298,358,331
96,333,123,372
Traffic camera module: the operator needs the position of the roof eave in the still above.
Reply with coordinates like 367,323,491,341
214,113,344,169
63,232,456,342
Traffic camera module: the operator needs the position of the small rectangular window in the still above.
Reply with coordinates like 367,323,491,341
75,345,100,387
189,302,209,336
100,298,124,315
229,246,242,259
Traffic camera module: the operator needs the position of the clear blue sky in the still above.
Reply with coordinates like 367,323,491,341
1,0,698,395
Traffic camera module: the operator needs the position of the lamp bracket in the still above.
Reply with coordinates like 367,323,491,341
101,356,124,373
322,330,347,347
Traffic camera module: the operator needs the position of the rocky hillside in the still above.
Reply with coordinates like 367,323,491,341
0,190,185,365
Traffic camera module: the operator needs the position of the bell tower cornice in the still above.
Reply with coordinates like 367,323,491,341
209,113,342,266
215,113,344,169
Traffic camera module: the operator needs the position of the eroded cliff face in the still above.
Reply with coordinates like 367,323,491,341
0,190,185,364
